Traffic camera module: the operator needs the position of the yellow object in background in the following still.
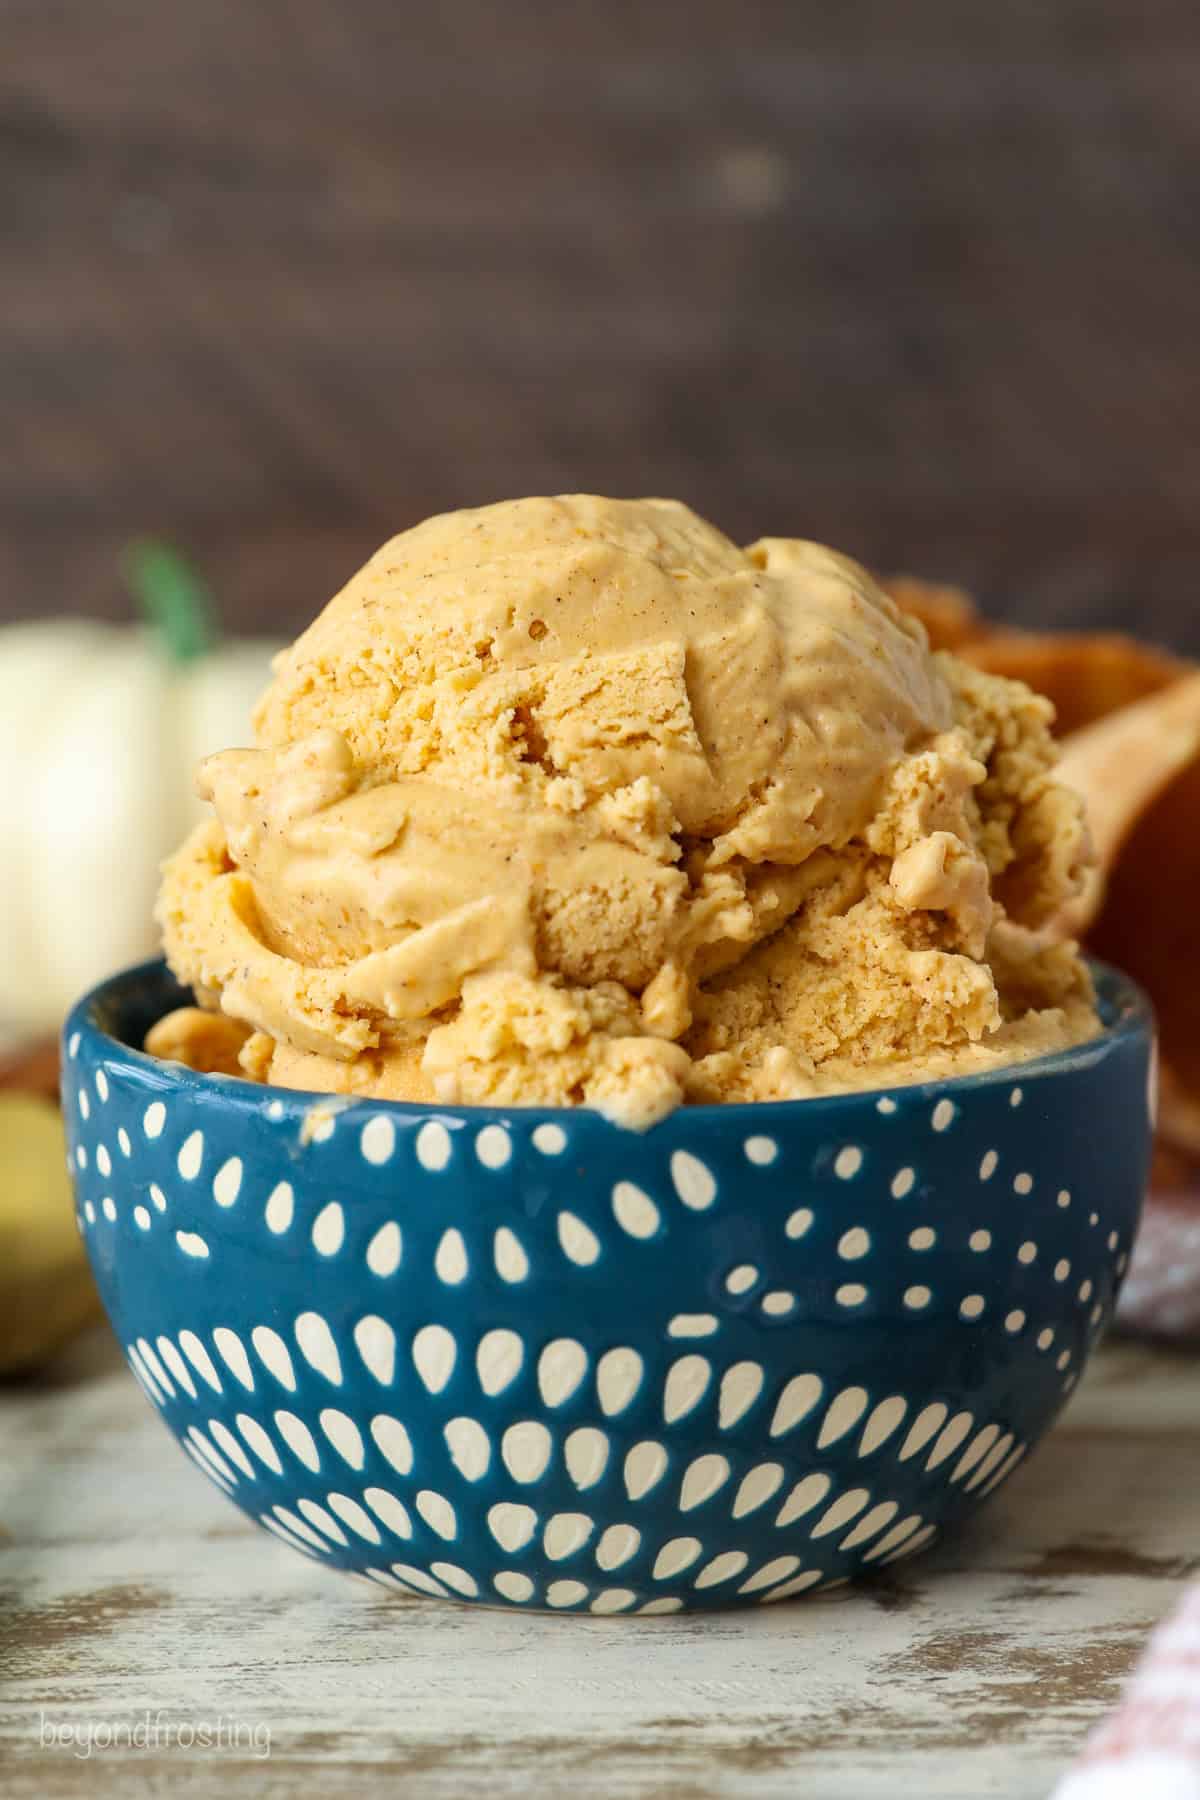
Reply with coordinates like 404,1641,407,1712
0,1093,100,1374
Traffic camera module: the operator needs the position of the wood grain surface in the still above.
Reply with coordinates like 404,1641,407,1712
1,1330,1197,1797
4,1,1199,651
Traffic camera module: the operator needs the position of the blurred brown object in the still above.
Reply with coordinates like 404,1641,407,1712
886,578,983,653
887,577,1190,735
0,1040,60,1103
1151,1140,1200,1193
1096,822,1200,1163
966,633,1190,737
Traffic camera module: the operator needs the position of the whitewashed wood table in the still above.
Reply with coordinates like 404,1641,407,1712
1,1328,1196,1798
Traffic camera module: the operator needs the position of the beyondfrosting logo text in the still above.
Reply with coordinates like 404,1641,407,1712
38,1710,272,1761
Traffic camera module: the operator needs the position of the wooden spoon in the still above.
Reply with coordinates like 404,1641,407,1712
1054,670,1200,935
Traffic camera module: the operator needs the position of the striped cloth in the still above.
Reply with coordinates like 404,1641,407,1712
1053,1585,1200,1799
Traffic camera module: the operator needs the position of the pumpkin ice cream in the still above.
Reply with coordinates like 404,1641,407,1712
150,496,1100,1128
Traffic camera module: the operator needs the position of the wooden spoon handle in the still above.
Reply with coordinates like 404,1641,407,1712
1056,670,1200,932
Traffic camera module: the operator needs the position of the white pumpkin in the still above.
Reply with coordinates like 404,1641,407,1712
0,617,278,1034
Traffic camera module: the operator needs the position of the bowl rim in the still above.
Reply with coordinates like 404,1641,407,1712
63,957,1155,1129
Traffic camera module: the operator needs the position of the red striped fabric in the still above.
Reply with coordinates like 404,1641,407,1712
1054,1586,1200,1798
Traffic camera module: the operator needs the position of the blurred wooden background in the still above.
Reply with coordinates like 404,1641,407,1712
5,0,1199,649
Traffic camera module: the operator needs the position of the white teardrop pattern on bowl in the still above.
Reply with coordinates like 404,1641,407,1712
64,974,1148,1614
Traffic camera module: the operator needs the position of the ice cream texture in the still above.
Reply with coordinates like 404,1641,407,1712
151,496,1099,1127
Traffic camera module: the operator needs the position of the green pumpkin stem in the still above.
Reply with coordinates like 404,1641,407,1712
123,540,217,665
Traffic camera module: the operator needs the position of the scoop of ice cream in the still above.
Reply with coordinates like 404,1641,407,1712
155,496,1097,1126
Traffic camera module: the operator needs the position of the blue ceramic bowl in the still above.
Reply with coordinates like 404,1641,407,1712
64,960,1153,1614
